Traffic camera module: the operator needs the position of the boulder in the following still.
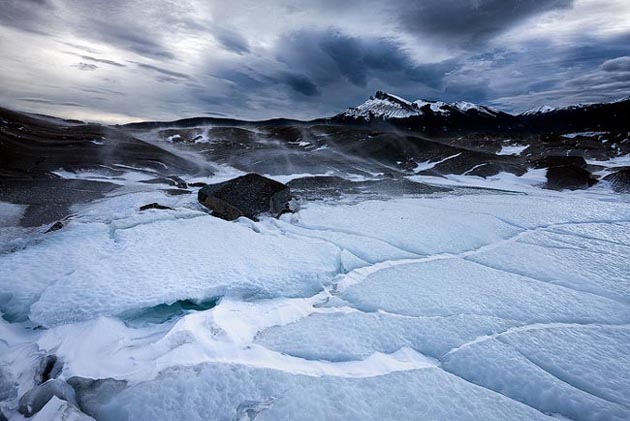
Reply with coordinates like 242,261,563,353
161,188,192,196
139,203,173,211
533,155,587,169
603,167,630,192
544,165,598,190
198,173,291,221
188,182,207,188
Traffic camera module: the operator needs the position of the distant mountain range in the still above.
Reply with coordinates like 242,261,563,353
118,90,629,135
332,90,630,133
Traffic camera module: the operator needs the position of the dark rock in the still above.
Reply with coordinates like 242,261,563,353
188,182,208,188
139,203,173,211
533,155,587,169
157,128,205,143
162,188,192,196
198,173,291,221
603,167,630,192
287,176,448,200
545,165,598,190
399,158,417,171
287,176,361,200
0,106,201,179
37,355,63,384
45,221,64,233
18,379,77,417
359,178,448,195
0,179,118,227
0,408,7,421
140,175,187,189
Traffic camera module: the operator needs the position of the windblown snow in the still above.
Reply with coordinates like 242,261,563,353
1,169,630,420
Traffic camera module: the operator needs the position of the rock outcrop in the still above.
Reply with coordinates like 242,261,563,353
198,173,291,221
545,165,598,190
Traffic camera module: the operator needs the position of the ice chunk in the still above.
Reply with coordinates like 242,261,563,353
18,378,77,417
31,396,95,420
1,213,340,327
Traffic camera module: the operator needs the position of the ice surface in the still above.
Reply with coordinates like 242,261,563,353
294,198,520,255
468,226,630,303
442,332,630,420
338,258,630,323
256,311,516,361
2,175,630,419
500,325,630,408
81,363,551,421
0,190,340,327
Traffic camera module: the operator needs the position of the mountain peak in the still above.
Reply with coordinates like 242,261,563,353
521,105,555,116
341,91,495,120
372,91,414,107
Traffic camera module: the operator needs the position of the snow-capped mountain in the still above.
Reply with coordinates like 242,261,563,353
521,105,555,116
340,91,500,121
341,91,420,120
334,91,630,134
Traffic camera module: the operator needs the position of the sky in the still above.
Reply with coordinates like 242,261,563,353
0,0,629,123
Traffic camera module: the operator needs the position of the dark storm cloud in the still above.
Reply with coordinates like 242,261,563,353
276,29,453,91
210,27,251,55
281,73,320,96
487,35,630,111
397,0,574,45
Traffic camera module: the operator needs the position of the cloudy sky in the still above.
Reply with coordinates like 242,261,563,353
0,0,628,122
